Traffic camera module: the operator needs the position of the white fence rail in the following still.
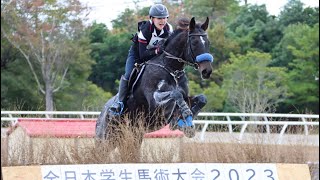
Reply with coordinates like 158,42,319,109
1,111,319,144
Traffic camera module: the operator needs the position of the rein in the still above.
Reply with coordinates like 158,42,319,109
163,51,197,69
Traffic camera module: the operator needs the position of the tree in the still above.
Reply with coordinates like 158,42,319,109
87,23,131,93
220,51,288,113
208,23,240,63
1,56,44,110
112,8,140,32
183,0,239,22
282,23,319,113
1,15,43,110
203,82,226,112
278,0,319,28
52,33,112,111
226,4,282,54
1,27,19,69
188,80,226,112
1,0,88,111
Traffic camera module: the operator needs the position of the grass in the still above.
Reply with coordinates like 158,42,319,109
2,134,318,164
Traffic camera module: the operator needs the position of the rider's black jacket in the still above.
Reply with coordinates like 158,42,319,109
133,20,173,63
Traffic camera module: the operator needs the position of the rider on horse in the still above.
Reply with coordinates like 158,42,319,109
110,4,173,115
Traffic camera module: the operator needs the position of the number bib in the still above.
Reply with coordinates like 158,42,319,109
147,29,166,49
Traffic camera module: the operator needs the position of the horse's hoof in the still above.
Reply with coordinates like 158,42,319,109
182,126,196,138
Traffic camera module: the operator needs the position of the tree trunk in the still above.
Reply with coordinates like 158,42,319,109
45,80,54,111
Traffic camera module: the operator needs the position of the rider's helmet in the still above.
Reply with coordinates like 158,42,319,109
149,4,169,18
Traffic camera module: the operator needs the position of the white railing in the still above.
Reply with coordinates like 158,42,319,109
1,111,319,144
196,112,319,143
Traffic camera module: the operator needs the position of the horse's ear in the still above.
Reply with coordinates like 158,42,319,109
201,17,209,31
189,17,196,31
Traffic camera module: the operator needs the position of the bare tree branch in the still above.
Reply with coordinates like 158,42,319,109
1,0,88,110
1,27,45,94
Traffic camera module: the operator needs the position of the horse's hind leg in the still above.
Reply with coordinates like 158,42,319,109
95,102,124,162
95,102,110,141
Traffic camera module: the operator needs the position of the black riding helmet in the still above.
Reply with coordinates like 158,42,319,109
149,4,169,18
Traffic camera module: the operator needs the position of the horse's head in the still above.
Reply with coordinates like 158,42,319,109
163,17,213,79
185,17,213,79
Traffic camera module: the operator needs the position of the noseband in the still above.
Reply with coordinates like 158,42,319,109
187,32,208,64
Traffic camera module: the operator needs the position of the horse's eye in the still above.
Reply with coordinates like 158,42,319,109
191,40,199,46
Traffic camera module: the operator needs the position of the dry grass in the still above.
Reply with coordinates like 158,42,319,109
1,117,319,179
2,126,318,164
180,143,318,163
2,138,318,164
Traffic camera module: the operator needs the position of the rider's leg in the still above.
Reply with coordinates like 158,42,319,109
110,46,136,115
124,46,137,80
109,75,129,114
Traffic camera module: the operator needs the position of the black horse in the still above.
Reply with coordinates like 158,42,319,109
96,17,213,142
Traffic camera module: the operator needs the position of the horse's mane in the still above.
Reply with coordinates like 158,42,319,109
164,23,204,47
164,29,186,47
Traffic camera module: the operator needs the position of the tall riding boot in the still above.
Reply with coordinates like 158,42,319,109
110,76,129,115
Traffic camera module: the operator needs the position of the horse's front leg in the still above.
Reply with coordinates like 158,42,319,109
169,89,193,121
154,88,195,138
169,89,196,137
189,94,207,116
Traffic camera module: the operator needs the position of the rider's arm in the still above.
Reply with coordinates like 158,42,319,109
138,41,157,62
137,22,172,62
137,21,161,62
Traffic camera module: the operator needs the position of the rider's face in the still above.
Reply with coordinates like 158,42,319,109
152,17,168,30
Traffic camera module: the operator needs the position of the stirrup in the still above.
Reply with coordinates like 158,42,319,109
109,102,124,115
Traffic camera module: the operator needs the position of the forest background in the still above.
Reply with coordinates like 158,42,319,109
1,0,319,114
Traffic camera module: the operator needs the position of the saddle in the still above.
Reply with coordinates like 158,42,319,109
127,63,146,95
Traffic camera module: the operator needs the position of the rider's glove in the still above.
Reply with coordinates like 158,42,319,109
155,45,164,55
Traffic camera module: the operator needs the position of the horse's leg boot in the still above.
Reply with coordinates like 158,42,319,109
110,76,129,115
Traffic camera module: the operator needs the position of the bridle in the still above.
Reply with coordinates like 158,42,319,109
187,32,209,65
163,30,209,69
145,30,210,86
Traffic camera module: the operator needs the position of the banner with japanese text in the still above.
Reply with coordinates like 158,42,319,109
41,163,279,180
